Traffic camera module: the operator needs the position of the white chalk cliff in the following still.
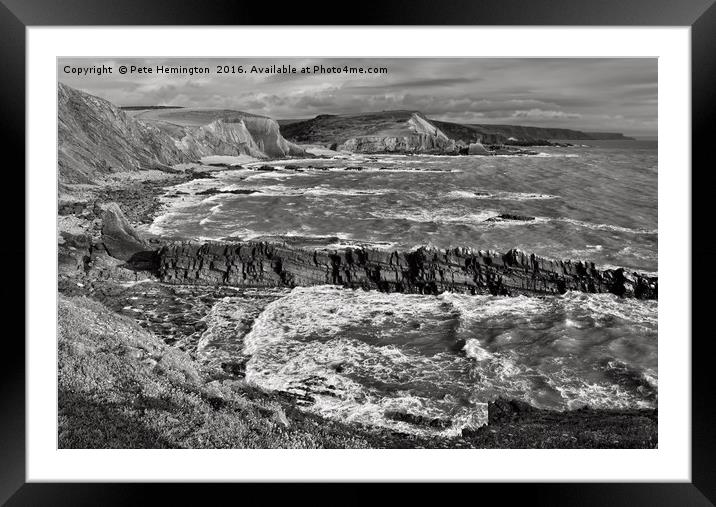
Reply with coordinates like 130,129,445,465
337,112,461,154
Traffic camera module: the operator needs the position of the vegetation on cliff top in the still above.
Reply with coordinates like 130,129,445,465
279,111,634,146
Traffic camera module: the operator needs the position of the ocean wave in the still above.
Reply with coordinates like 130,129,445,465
243,171,311,181
463,339,493,362
317,166,459,174
558,218,657,235
224,184,389,198
368,208,655,236
442,290,657,328
242,286,489,436
238,286,657,435
490,152,576,158
369,208,555,228
447,190,559,201
196,297,264,366
227,229,353,243
324,239,397,251
369,209,501,224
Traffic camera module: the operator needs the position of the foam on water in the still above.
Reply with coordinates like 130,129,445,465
369,208,502,224
239,286,657,436
447,190,559,201
219,184,390,198
558,218,658,236
145,142,658,435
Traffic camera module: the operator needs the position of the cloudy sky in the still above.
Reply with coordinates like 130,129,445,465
58,58,657,136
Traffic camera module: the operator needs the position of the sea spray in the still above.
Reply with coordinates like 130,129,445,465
239,286,657,436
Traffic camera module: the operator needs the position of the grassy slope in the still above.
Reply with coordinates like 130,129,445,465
58,295,374,448
279,112,633,146
133,108,269,127
278,111,420,144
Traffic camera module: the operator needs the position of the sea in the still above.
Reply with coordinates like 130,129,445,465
141,140,658,436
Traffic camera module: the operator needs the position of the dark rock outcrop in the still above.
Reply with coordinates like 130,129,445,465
156,241,657,299
487,214,536,222
100,203,149,261
487,398,541,424
195,188,259,196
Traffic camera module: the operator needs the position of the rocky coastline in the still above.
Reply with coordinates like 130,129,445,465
57,169,658,448
56,84,655,449
155,241,657,299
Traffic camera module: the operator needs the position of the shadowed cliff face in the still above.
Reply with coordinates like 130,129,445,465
57,84,306,185
156,241,657,300
58,83,189,185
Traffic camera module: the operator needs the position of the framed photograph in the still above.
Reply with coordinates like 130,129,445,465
7,0,715,502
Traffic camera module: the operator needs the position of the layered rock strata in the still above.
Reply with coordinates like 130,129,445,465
58,84,305,185
336,113,461,154
338,134,460,154
156,242,658,300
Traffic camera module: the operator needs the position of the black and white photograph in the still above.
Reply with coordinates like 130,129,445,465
56,57,658,449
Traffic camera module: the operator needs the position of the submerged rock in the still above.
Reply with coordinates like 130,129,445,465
487,214,536,222
195,188,259,196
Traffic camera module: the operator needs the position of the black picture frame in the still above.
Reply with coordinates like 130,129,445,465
4,0,715,503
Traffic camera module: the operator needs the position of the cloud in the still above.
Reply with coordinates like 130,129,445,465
57,57,657,136
511,109,583,120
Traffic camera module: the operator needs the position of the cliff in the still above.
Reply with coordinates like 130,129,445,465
134,107,306,159
403,120,634,144
58,84,305,185
336,112,461,154
58,82,188,185
338,134,459,154
278,111,458,154
280,111,634,152
466,124,635,142
155,241,657,299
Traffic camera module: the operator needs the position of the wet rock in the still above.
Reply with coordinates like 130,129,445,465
155,242,657,299
195,188,259,196
488,398,540,424
58,201,88,215
385,410,452,429
221,361,246,377
487,213,536,222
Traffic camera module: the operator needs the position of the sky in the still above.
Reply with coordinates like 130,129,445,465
58,58,657,136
